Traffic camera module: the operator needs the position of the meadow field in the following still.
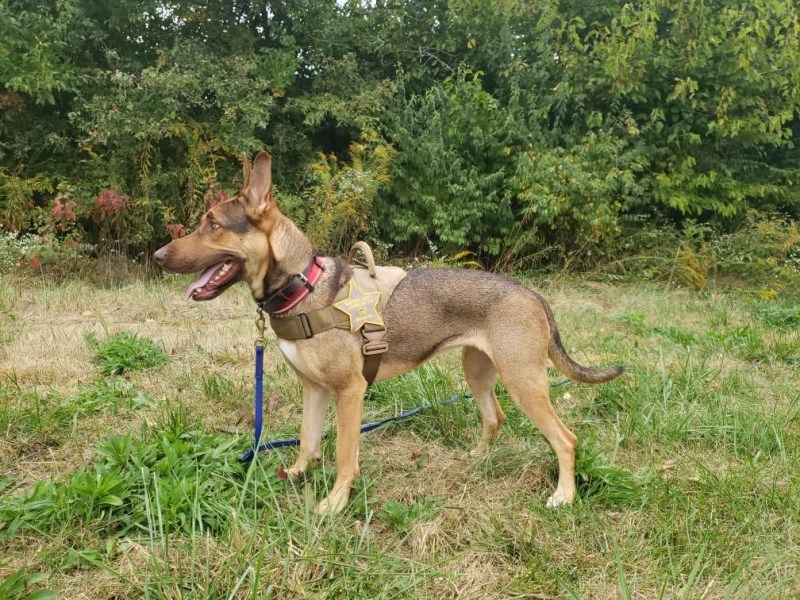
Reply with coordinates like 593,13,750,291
0,270,798,598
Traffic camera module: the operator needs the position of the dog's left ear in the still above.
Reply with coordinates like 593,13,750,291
243,150,273,217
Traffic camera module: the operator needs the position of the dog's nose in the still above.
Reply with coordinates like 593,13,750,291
153,247,168,266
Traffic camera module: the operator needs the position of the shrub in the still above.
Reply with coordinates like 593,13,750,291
0,226,38,274
379,69,520,257
284,141,394,256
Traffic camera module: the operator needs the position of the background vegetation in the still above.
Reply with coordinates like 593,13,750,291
1,0,799,268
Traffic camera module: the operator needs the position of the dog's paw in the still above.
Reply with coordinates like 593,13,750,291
545,489,575,508
284,465,305,480
468,444,490,459
316,492,349,515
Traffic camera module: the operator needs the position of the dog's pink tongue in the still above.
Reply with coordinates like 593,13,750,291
184,263,223,300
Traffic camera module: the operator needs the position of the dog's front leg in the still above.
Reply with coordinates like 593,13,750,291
286,378,329,479
316,379,367,514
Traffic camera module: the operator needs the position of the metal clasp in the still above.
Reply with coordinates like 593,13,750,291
255,308,268,346
296,271,315,292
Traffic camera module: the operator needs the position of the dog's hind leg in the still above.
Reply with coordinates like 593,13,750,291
316,378,368,515
496,349,578,507
463,347,504,457
286,378,329,479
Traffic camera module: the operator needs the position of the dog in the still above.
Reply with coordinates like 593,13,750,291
154,151,623,514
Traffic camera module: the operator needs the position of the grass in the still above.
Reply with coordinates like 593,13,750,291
85,331,169,376
0,271,798,598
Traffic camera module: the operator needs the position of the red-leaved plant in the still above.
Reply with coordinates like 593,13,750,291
204,188,229,211
51,198,77,232
165,224,186,240
95,189,130,220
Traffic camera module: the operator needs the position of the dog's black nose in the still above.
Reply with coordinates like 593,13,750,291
153,247,168,266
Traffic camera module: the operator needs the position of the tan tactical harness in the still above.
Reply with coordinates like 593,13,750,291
269,242,406,384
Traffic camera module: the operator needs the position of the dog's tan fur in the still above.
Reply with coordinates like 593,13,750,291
154,151,623,514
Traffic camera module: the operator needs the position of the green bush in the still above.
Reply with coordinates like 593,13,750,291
380,69,519,256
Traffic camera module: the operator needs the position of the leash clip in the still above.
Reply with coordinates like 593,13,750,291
255,307,268,346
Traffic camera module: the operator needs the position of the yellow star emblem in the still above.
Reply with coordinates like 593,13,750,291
333,280,384,333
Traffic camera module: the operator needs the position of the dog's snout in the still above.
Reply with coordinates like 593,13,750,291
153,247,168,266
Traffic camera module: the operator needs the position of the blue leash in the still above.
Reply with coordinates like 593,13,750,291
239,340,575,462
239,343,266,462
238,341,470,462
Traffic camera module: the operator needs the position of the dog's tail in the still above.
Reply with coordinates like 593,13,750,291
536,293,624,384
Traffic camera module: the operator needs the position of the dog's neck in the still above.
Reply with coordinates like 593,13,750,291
253,211,352,316
262,215,315,297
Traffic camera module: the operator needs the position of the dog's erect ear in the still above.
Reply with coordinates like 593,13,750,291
242,151,273,216
242,153,252,188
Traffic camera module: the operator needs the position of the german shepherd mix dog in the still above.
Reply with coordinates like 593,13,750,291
154,151,623,514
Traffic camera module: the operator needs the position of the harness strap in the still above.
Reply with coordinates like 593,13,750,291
269,305,350,339
361,323,388,384
269,287,387,384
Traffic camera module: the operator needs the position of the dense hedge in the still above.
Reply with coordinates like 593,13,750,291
1,0,798,265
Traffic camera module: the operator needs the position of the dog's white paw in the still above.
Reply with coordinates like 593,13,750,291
284,466,303,480
545,490,575,508
316,492,349,515
468,445,489,459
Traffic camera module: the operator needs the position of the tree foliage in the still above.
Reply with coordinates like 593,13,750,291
0,0,798,265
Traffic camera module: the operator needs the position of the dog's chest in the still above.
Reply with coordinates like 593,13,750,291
277,339,307,373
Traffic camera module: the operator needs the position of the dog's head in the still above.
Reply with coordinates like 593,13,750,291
153,151,278,301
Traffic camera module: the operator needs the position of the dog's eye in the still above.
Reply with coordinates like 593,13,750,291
209,221,220,230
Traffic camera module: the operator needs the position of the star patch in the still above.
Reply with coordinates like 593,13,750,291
333,280,384,333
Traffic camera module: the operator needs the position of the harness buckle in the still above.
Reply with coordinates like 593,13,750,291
362,339,389,355
299,313,314,339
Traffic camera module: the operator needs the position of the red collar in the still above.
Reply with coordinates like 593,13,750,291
260,257,326,315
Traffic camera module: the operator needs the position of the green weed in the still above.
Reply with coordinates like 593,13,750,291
74,378,152,413
367,363,474,449
652,326,696,346
575,439,642,506
85,331,169,375
0,567,55,600
751,301,800,330
0,409,254,539
379,496,442,534
0,386,73,442
700,325,765,361
0,378,150,442
200,373,239,404
616,310,647,335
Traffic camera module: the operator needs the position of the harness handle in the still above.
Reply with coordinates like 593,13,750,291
348,241,377,278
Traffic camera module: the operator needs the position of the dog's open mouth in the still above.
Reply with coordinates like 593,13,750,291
185,260,242,301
